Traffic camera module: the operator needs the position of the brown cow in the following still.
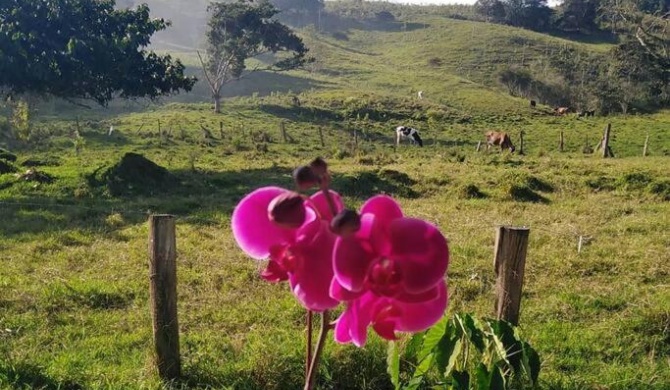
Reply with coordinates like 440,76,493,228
554,106,569,116
485,131,515,153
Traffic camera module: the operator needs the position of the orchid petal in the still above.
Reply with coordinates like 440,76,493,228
333,235,374,292
389,218,449,294
360,195,403,229
289,222,339,311
396,280,448,332
309,190,344,221
330,278,365,301
231,187,297,259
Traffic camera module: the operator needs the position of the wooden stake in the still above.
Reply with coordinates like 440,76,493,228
559,131,564,152
643,134,649,157
578,235,584,254
493,226,530,326
280,121,287,143
602,123,611,158
318,127,325,147
149,215,181,380
518,131,525,155
476,140,482,152
219,121,224,139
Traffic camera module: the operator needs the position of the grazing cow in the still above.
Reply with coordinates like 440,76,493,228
577,109,596,118
396,126,423,147
418,90,424,100
554,107,569,116
485,131,515,153
530,100,536,107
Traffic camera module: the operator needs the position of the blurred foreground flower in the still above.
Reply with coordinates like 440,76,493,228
331,195,449,346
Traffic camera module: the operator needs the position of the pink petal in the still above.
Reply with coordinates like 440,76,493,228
334,293,376,347
389,218,449,294
333,234,374,292
289,222,339,311
360,195,403,229
330,278,364,301
334,310,353,344
232,187,298,259
309,190,344,221
395,280,448,332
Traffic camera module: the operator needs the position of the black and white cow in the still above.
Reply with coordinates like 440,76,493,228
395,126,423,147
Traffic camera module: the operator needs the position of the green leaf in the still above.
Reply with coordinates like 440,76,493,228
475,363,492,389
402,377,424,390
461,313,486,352
405,332,424,360
387,341,400,390
522,341,541,385
419,315,448,360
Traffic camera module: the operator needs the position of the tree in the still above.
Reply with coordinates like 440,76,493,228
501,0,553,31
0,0,196,106
199,0,311,113
475,0,506,23
554,0,599,33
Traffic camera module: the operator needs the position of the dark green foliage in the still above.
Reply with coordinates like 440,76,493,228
554,0,599,33
0,0,196,105
20,156,61,167
457,184,487,199
508,184,548,203
394,313,541,390
203,0,311,112
87,152,178,197
0,148,17,162
0,159,17,174
616,171,654,191
647,180,670,201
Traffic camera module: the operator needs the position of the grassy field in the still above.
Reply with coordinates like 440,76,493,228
1,6,670,390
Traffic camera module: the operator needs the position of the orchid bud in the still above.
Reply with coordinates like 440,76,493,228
268,192,305,228
293,165,319,190
330,209,361,236
309,157,328,177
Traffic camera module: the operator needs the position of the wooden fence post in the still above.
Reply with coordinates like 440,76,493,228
602,123,611,158
559,131,564,152
318,127,325,147
493,226,530,326
219,121,224,139
476,141,482,152
149,215,181,381
518,131,525,155
643,134,649,157
280,121,288,143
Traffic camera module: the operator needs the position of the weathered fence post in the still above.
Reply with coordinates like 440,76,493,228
280,121,288,143
493,226,530,326
602,123,611,158
559,131,564,152
318,127,325,147
149,215,181,381
643,134,649,157
354,128,358,150
476,141,482,152
219,121,224,139
518,131,525,155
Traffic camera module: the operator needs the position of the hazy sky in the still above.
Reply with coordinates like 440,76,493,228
367,0,563,6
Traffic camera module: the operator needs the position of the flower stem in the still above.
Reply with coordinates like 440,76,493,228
304,310,331,390
306,310,313,378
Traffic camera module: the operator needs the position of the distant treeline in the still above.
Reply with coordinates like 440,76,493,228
120,0,669,114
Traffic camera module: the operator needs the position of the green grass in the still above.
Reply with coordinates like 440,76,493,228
1,6,670,390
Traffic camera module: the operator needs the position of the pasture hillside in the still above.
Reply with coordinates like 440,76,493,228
1,3,669,390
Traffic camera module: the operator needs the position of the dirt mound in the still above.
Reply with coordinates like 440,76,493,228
89,152,177,196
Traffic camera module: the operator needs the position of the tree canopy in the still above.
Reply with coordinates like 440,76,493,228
200,0,311,113
0,0,196,105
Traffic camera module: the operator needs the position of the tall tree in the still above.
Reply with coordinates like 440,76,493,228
199,0,311,113
475,0,506,23
501,0,553,31
0,0,196,106
554,0,599,33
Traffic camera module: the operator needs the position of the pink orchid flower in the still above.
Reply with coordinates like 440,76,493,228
232,186,343,311
331,195,449,345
